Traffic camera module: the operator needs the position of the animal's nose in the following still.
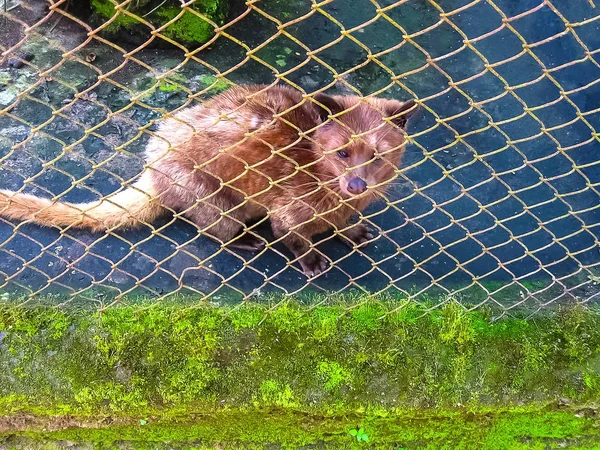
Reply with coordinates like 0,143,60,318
347,177,367,194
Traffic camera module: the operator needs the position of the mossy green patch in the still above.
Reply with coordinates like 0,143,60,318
196,74,231,94
158,7,214,45
6,408,600,449
89,0,227,45
1,296,600,447
91,0,141,30
317,361,352,390
157,80,180,92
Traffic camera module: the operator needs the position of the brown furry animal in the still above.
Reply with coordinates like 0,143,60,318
0,84,418,276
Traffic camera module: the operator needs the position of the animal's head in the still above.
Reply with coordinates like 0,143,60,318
311,93,418,199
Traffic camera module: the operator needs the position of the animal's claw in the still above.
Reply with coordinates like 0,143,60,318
340,224,375,248
299,251,328,277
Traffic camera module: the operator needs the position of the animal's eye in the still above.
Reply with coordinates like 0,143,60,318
337,150,349,158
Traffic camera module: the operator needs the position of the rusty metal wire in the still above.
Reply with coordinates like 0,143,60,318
0,0,599,315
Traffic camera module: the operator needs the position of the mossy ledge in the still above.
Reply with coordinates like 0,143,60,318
2,297,600,448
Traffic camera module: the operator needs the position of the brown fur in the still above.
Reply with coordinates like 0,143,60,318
0,84,418,276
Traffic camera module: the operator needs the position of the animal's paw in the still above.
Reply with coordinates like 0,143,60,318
339,224,374,248
228,233,266,252
298,251,328,278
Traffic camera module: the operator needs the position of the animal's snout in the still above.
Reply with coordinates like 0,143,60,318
347,177,367,195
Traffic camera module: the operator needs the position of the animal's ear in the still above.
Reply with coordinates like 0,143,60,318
314,93,344,122
386,99,419,128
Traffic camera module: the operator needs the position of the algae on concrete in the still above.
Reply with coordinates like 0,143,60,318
1,295,600,447
6,408,600,449
89,0,227,46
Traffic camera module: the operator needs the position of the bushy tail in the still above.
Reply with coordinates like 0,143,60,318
0,172,164,232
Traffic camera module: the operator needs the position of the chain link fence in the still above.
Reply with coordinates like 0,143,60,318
0,0,599,314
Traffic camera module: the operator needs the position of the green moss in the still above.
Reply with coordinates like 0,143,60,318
257,380,298,408
349,301,385,333
229,304,264,330
157,80,179,92
136,78,186,103
158,7,214,45
91,0,141,29
197,74,231,94
7,408,600,448
267,302,309,333
90,0,227,45
2,296,600,446
317,361,352,390
311,306,341,341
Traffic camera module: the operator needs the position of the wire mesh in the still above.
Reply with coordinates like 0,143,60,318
0,0,599,315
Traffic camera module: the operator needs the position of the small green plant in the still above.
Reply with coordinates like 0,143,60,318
349,427,369,442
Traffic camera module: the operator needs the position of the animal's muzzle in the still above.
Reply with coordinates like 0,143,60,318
347,177,367,195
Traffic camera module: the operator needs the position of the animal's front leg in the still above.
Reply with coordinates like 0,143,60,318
271,217,328,277
337,221,375,248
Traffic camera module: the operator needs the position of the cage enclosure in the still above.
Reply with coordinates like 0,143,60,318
1,0,600,448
